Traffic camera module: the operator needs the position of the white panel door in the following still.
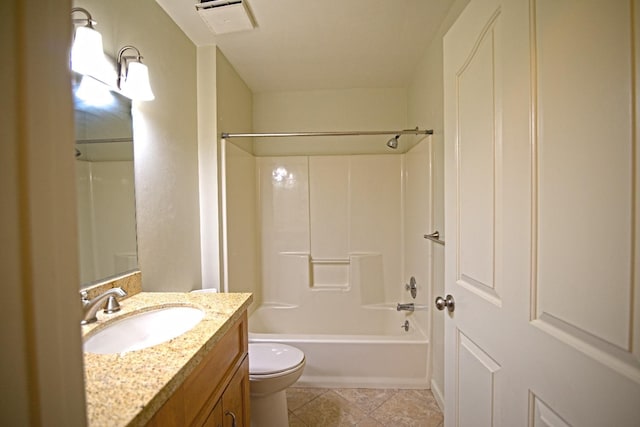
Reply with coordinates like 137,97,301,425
443,0,640,426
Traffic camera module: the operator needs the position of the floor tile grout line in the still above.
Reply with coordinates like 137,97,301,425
292,387,328,411
287,387,444,426
288,410,309,427
365,389,399,416
332,388,400,417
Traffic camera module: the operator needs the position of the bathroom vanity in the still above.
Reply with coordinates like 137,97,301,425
81,287,253,426
147,309,249,427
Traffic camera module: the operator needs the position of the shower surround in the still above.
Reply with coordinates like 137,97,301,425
222,137,433,388
260,154,403,305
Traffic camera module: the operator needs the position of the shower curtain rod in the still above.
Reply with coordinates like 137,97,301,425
220,128,433,139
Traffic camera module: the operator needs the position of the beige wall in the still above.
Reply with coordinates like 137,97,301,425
253,88,408,156
217,49,254,153
221,142,261,306
216,49,261,304
197,46,221,290
75,0,202,292
407,0,470,406
1,0,87,424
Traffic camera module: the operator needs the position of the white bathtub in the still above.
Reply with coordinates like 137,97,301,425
248,304,429,388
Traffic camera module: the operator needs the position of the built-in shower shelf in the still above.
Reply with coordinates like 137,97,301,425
310,258,350,264
309,257,350,290
276,252,386,299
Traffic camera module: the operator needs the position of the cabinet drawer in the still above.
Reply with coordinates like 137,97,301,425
184,313,247,425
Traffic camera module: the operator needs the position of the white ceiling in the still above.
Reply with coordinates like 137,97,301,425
155,0,454,93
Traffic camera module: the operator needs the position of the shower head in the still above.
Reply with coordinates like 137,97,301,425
386,135,400,149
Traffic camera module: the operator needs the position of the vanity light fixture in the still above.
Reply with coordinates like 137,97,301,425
70,7,107,77
117,46,155,101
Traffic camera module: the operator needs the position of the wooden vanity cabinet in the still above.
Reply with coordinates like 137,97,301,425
203,358,249,427
147,312,250,427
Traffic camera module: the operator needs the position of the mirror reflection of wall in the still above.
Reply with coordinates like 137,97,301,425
73,73,138,286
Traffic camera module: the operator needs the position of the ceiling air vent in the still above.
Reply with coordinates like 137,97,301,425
195,0,255,35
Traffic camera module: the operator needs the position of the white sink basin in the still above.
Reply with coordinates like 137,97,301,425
84,306,205,354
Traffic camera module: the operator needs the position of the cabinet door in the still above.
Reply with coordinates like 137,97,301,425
222,357,250,427
202,400,223,427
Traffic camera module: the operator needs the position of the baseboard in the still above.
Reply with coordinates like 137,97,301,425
296,375,429,389
431,379,445,412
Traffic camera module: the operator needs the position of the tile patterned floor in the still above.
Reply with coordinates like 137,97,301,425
286,387,444,427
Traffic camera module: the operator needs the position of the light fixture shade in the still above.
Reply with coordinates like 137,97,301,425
71,26,105,76
120,61,155,101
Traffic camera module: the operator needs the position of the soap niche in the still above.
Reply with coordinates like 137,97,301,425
310,258,350,290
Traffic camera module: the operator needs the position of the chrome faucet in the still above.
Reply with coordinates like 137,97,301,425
396,302,415,312
81,288,127,325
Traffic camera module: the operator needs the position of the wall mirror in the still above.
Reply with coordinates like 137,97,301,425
73,72,139,287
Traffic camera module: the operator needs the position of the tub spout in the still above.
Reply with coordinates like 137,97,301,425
396,303,414,312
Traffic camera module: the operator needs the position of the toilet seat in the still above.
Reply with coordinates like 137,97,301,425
249,343,305,376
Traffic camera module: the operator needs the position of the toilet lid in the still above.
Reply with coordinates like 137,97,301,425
249,343,305,375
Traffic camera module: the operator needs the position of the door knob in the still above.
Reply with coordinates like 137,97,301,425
435,295,455,312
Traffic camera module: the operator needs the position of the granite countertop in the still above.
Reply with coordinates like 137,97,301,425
82,291,253,427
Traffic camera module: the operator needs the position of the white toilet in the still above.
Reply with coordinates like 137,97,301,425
249,342,305,427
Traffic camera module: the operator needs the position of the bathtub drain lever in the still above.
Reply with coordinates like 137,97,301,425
401,320,410,332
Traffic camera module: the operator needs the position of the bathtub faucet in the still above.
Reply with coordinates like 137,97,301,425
396,302,415,312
